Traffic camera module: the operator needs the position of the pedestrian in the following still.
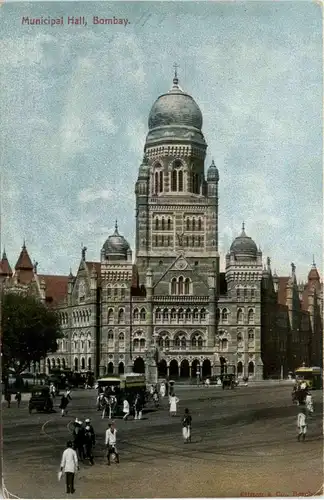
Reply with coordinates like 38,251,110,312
205,378,210,388
134,394,142,420
105,422,119,465
123,398,130,420
297,408,307,442
160,382,166,398
60,440,78,494
84,418,96,446
5,391,11,408
169,394,179,417
73,419,85,462
305,391,314,417
59,393,71,417
84,425,94,465
15,391,21,408
182,408,192,443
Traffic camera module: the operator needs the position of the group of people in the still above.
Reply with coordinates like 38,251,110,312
72,418,96,465
294,382,315,442
4,390,21,408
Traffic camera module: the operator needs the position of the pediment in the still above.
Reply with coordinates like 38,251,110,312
153,253,194,289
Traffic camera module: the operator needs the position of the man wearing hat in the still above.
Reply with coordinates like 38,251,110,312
83,418,96,447
73,419,85,462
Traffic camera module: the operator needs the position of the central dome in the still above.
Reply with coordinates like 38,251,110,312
230,225,258,261
148,75,203,131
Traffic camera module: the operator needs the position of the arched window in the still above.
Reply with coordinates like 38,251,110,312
133,308,139,320
155,308,161,320
108,331,114,347
140,308,146,321
186,218,190,230
108,309,114,324
237,308,243,324
140,338,146,350
248,309,254,324
88,358,92,371
159,171,163,192
192,336,197,347
119,332,125,343
200,308,206,320
221,338,228,351
165,337,170,349
62,359,66,369
163,308,168,320
174,337,180,348
74,358,78,372
248,361,254,375
171,169,177,191
171,308,177,320
184,278,190,295
222,309,228,323
118,309,124,324
193,308,199,320
155,172,158,194
178,308,184,321
237,288,241,299
107,286,111,297
81,357,85,370
198,218,202,231
185,308,191,320
133,338,139,350
237,332,243,347
180,337,186,349
191,235,195,247
158,336,164,348
178,170,183,192
155,218,159,230
251,288,255,298
167,218,171,230
198,336,203,348
192,218,196,231
162,218,165,230
178,276,184,295
237,361,243,376
248,329,255,342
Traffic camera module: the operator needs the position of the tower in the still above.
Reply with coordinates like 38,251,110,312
135,70,220,284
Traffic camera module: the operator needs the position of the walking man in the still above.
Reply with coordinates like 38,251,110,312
73,419,85,462
84,425,94,465
105,422,119,465
15,391,21,408
5,391,11,408
169,394,179,417
297,408,307,442
182,408,192,443
60,441,78,494
305,391,314,417
123,398,130,420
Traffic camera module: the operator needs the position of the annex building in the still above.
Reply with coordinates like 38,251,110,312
1,73,322,381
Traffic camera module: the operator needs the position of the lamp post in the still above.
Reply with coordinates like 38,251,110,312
196,362,200,386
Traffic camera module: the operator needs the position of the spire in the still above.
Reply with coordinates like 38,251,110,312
114,219,119,235
173,62,179,85
312,255,316,268
15,242,33,270
68,267,74,279
0,247,12,276
241,221,246,236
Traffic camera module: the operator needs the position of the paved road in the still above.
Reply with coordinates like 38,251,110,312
2,386,323,498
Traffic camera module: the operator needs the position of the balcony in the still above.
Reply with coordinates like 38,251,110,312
154,296,209,303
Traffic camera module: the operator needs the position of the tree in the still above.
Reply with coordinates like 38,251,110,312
1,292,62,376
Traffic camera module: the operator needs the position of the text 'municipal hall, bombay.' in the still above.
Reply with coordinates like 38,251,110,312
21,16,130,26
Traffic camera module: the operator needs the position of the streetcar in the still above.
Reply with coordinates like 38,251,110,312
294,366,322,390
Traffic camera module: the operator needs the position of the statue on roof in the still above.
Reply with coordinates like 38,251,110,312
81,245,87,261
291,262,296,274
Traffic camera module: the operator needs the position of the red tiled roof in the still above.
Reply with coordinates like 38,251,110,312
38,274,69,306
15,245,33,270
0,252,12,276
277,277,290,306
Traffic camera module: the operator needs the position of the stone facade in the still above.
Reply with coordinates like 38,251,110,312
1,73,322,381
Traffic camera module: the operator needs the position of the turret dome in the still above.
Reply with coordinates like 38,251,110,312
102,222,130,260
230,224,258,261
207,159,219,181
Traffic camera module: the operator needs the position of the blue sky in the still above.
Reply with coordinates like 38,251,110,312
0,1,322,281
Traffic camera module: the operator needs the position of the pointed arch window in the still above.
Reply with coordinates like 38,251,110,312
161,218,165,230
171,278,177,295
165,337,170,349
237,308,244,324
155,308,161,321
248,309,254,324
133,338,139,350
186,218,190,231
185,308,191,320
171,308,177,320
174,336,180,348
184,278,190,295
192,336,197,348
140,308,146,321
178,170,183,192
155,172,158,194
198,336,203,348
220,338,228,351
159,171,163,192
193,308,199,320
178,308,184,321
108,331,114,347
108,309,114,324
155,218,159,230
178,276,184,295
171,170,177,191
198,218,202,231
192,218,196,231
163,308,168,321
200,308,206,320
180,337,186,349
191,235,195,247
133,308,139,321
167,218,171,230
222,309,228,323
118,309,125,324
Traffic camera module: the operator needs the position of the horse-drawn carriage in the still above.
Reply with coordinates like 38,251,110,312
222,374,236,390
28,386,54,414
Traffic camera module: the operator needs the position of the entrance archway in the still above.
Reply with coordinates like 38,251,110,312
118,362,124,374
248,361,254,376
180,359,190,378
191,359,200,378
107,362,114,374
220,356,227,375
202,359,211,377
237,361,243,376
158,359,167,378
133,357,145,374
169,359,179,378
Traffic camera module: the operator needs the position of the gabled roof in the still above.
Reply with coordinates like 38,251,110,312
38,275,69,306
85,261,101,282
0,250,12,276
15,244,33,270
277,277,290,306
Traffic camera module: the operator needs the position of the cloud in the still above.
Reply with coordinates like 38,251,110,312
78,188,115,203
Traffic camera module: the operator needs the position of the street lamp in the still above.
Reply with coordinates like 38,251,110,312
196,363,200,386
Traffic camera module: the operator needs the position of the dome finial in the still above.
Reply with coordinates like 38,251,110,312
242,221,245,231
312,254,316,268
173,62,179,84
114,219,119,235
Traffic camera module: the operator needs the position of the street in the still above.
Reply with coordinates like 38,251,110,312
2,385,323,498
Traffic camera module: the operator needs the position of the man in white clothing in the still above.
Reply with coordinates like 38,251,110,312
60,441,79,494
105,422,119,465
123,398,130,420
297,409,307,441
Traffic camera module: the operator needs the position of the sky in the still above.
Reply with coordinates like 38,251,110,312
0,1,322,281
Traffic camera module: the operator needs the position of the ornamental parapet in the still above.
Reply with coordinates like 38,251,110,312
154,296,209,303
